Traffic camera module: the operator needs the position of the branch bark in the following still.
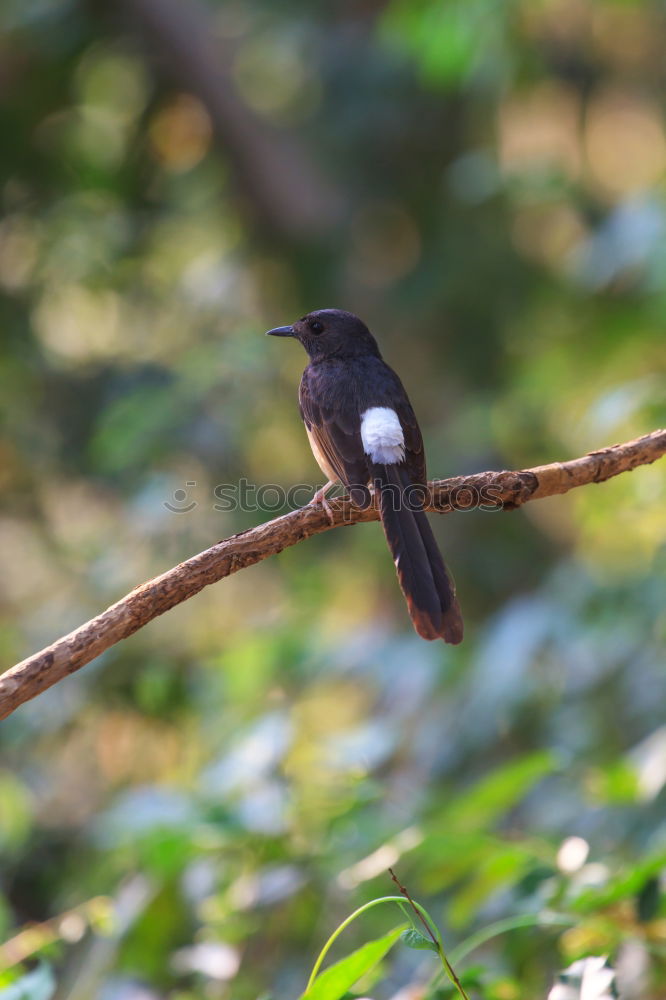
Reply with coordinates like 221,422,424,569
1,429,664,721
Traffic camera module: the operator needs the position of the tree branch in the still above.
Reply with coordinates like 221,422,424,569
1,429,664,721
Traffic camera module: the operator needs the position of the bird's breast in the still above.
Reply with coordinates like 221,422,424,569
305,425,339,483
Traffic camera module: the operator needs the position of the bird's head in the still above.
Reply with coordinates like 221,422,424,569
266,308,381,361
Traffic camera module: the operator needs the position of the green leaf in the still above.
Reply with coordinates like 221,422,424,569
448,843,533,928
585,760,639,805
572,851,666,913
2,964,56,1000
446,751,558,833
302,925,406,1000
401,927,439,952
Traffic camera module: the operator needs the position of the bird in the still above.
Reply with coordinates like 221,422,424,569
266,308,463,644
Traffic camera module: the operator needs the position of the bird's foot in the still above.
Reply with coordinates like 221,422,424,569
311,481,337,525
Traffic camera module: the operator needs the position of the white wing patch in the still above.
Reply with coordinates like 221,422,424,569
360,407,405,464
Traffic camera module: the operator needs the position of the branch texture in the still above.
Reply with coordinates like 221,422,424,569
1,429,664,721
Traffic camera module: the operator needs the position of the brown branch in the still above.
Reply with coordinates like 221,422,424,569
1,429,664,721
389,868,439,948
388,867,470,999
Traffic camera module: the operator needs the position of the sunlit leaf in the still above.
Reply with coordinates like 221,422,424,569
302,926,406,1000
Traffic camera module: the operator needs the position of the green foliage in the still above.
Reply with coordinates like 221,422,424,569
572,852,666,914
435,750,559,833
303,925,406,1000
381,0,510,88
304,894,469,1000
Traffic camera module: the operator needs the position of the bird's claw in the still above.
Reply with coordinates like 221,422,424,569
311,482,336,525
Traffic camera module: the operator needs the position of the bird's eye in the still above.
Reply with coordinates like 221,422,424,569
309,320,324,334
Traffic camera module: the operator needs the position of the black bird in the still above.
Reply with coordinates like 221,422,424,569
267,308,463,644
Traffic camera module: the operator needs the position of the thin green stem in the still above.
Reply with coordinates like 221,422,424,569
306,896,406,992
436,943,471,1000
306,895,468,999
389,868,469,1000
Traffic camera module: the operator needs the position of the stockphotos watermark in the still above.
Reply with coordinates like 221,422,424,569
163,480,504,516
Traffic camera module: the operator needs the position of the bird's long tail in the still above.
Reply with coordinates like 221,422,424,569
372,462,463,644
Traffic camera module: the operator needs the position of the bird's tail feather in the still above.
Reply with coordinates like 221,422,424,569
372,463,463,644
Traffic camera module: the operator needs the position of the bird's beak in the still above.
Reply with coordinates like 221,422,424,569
266,325,295,337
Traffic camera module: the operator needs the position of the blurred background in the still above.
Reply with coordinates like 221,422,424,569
0,0,665,997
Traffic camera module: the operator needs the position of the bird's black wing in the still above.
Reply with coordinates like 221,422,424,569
376,364,427,486
299,366,371,506
396,394,427,486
